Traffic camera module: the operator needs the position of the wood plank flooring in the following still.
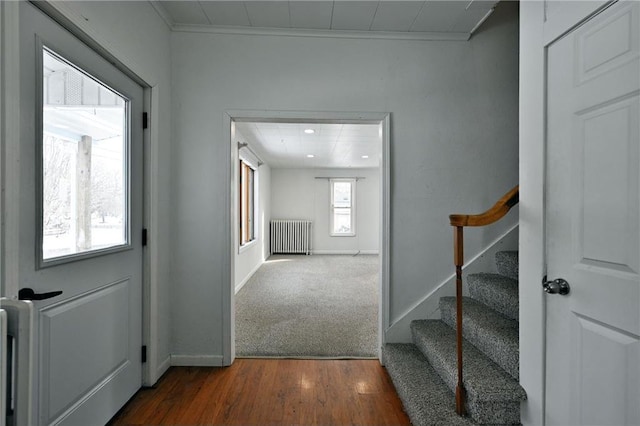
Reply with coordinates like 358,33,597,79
109,359,411,425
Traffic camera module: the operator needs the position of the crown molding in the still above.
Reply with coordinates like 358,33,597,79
171,23,471,42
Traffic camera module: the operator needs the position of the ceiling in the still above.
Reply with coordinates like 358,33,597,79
153,1,499,39
235,122,381,169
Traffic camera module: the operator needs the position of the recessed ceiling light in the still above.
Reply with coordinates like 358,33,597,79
306,154,315,158
304,129,315,134
361,155,369,159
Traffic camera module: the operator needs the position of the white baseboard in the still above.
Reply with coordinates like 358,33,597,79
235,259,264,294
384,224,519,343
312,250,379,255
157,355,171,375
170,354,225,367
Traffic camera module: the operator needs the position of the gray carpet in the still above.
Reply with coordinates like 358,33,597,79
235,254,379,358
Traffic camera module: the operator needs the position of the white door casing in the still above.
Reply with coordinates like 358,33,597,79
224,111,391,365
19,3,144,425
545,2,639,425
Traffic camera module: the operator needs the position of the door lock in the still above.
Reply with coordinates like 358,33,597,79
542,276,570,295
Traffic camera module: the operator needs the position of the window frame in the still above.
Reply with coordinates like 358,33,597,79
329,178,356,237
239,156,258,249
38,45,133,267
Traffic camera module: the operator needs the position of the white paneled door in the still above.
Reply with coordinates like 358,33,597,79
19,3,143,425
545,2,639,425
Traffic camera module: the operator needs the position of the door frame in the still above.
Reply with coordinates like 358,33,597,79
519,1,616,424
223,110,391,365
0,1,161,387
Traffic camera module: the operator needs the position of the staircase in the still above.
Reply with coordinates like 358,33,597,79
383,250,526,425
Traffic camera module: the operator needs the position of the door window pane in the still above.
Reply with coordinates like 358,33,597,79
42,48,128,260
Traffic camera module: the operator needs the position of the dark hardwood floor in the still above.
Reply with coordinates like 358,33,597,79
109,359,411,425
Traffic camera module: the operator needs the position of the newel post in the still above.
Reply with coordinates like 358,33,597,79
454,225,466,416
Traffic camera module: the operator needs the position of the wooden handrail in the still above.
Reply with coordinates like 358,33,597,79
449,185,519,417
449,185,519,227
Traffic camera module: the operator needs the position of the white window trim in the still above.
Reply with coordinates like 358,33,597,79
239,151,260,170
329,178,356,237
238,238,257,253
239,154,259,249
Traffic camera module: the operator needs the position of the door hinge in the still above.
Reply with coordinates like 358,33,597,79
143,112,148,129
142,345,147,363
142,228,148,246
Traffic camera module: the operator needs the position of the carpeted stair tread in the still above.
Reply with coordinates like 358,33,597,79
495,251,518,281
439,297,519,380
383,344,474,426
467,273,518,321
411,320,526,425
411,320,525,401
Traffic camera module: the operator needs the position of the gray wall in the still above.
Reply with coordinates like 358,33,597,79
271,168,380,254
170,2,519,357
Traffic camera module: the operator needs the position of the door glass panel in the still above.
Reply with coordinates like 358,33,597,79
42,48,128,261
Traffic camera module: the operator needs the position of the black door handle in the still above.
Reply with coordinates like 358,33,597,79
18,288,63,301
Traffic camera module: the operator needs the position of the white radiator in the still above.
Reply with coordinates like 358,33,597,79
270,220,312,255
0,299,34,426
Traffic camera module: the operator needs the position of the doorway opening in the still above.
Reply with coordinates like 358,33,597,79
224,112,390,364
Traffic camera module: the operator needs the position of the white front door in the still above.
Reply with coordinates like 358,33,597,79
545,2,639,425
19,3,144,425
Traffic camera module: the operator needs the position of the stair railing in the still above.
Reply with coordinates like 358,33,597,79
448,185,519,416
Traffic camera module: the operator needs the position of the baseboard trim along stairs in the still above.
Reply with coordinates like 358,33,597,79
383,251,526,425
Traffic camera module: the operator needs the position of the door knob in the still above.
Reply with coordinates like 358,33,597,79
18,288,63,301
542,276,570,295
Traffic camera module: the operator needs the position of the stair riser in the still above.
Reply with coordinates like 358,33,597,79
468,400,522,425
468,274,519,321
495,251,518,281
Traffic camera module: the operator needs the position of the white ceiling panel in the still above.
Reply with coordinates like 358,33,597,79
340,124,380,136
450,7,493,32
160,1,210,25
370,1,426,32
467,0,499,11
244,1,291,28
290,2,334,30
330,1,379,31
236,122,381,169
410,1,467,32
200,2,251,27
314,124,343,137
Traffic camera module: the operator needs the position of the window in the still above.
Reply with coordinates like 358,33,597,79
239,159,256,246
41,48,128,261
330,179,356,236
